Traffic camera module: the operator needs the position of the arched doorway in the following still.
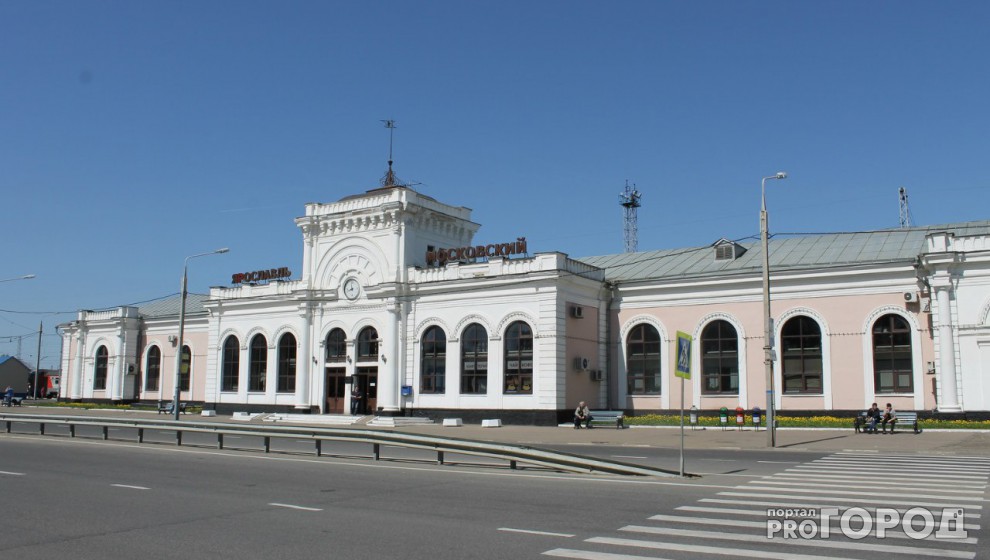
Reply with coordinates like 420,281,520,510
354,327,379,414
324,328,347,413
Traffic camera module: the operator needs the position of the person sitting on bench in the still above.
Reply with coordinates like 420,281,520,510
574,401,592,429
881,403,896,434
866,402,881,433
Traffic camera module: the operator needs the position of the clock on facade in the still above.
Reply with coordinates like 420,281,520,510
342,278,361,300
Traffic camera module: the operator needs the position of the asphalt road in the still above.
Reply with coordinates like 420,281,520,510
5,422,846,476
1,430,987,560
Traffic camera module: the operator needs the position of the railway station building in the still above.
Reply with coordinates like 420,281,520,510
57,180,990,423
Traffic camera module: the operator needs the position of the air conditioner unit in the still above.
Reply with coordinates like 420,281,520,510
590,370,603,382
904,292,919,303
573,356,590,371
570,305,584,319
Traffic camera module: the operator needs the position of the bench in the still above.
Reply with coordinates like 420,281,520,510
157,402,188,415
889,412,921,434
1,396,22,407
854,411,921,434
588,410,625,429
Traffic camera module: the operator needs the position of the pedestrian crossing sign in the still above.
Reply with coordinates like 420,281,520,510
675,330,692,379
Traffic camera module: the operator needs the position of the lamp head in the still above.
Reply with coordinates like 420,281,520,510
775,172,787,180
215,248,230,254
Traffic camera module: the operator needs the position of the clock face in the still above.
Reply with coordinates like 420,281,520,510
343,278,360,300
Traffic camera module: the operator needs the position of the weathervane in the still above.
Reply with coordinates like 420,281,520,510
380,119,400,187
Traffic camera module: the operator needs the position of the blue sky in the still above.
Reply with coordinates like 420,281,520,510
2,1,988,369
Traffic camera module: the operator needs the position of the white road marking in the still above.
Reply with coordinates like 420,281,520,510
768,473,986,489
718,491,983,510
647,513,977,542
585,537,884,560
543,549,665,560
836,452,990,463
757,461,801,464
499,528,575,538
610,456,648,460
269,503,322,511
111,484,150,490
785,467,986,480
0,471,25,476
698,498,982,519
617,526,975,558
753,479,985,494
674,506,981,529
740,485,986,502
810,459,990,474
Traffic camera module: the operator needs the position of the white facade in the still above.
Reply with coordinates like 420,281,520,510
58,185,990,421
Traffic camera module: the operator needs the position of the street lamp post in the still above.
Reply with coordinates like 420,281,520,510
172,248,229,420
762,172,787,448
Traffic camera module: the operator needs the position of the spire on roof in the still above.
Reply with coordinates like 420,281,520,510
380,119,403,188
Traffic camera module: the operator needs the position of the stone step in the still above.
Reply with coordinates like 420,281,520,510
366,416,435,427
264,413,365,426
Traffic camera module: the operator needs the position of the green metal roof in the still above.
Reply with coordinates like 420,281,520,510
577,221,990,283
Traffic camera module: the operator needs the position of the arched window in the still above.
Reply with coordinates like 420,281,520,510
420,326,446,394
94,345,109,391
325,328,347,363
873,314,913,393
460,323,488,394
180,345,191,392
781,316,823,394
357,327,378,361
146,345,161,391
701,320,739,394
249,334,267,392
503,321,533,394
221,336,239,392
626,324,661,395
277,333,297,393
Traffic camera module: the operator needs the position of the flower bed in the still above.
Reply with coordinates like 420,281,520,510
624,413,990,430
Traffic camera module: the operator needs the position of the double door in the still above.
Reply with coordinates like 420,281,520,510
325,366,377,414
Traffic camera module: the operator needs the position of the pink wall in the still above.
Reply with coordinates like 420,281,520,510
565,302,601,408
614,291,933,413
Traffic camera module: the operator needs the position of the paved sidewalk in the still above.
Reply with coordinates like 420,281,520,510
6,405,990,456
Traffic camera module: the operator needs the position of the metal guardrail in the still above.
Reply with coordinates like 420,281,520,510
0,413,681,477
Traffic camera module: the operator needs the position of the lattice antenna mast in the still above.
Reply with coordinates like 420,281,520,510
618,181,642,253
380,119,399,187
899,187,912,228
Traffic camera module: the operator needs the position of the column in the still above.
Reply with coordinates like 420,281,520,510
378,303,400,413
935,285,961,412
301,233,314,287
71,328,86,400
295,304,312,410
113,325,125,401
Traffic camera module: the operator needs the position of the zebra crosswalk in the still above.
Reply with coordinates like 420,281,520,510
543,452,989,560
